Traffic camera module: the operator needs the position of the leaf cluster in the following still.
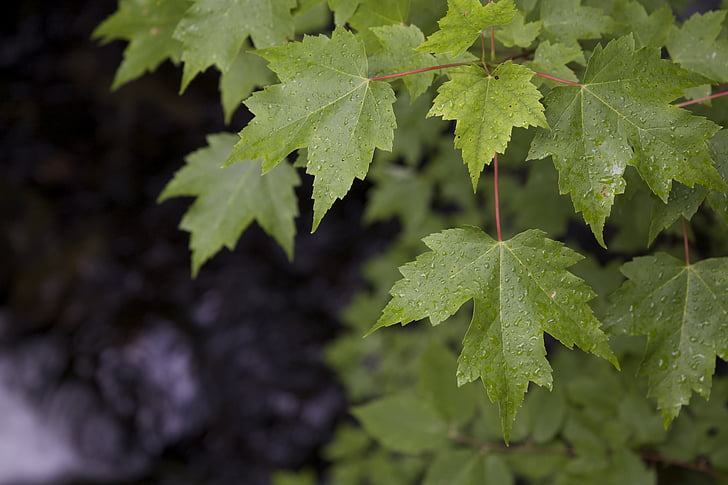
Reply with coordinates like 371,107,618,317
95,0,728,482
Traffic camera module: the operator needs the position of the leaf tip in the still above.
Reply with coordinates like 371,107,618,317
587,219,608,248
179,59,203,95
661,409,679,429
311,195,336,233
608,353,621,371
283,244,295,262
190,259,202,280
310,217,321,234
470,174,480,192
363,318,387,338
156,188,171,204
500,419,512,446
110,73,129,92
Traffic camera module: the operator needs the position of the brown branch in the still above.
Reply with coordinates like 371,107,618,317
641,449,728,481
448,432,574,457
448,431,728,480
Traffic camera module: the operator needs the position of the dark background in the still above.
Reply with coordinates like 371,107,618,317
0,1,387,483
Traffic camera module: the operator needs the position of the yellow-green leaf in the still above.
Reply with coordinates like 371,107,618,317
418,0,517,57
429,62,548,189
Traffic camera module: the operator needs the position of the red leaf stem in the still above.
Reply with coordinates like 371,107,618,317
368,63,472,81
494,152,502,242
682,217,691,266
674,90,728,107
533,71,582,86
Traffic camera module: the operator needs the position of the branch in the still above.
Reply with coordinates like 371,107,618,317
449,431,573,456
641,450,728,481
449,431,728,480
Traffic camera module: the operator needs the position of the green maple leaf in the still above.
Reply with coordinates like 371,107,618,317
328,0,362,25
92,0,191,90
610,1,673,49
528,35,724,246
418,0,517,57
348,0,410,30
607,253,728,425
667,10,728,83
224,29,396,231
429,62,548,189
173,0,295,92
647,183,707,244
219,43,275,124
368,25,438,101
648,130,728,241
292,0,331,34
158,133,300,276
369,227,618,440
708,130,728,225
494,11,542,48
540,0,612,47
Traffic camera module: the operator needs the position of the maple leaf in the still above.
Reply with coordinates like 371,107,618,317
429,62,548,189
648,130,728,241
368,25,438,101
610,1,673,49
648,183,707,244
418,0,517,58
539,0,612,47
348,0,410,30
92,0,191,90
528,35,724,246
667,10,728,84
158,133,300,276
368,227,618,440
173,0,295,92
607,253,728,426
494,10,542,48
707,130,728,225
328,0,362,25
224,29,395,231
219,43,274,124
291,0,332,34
